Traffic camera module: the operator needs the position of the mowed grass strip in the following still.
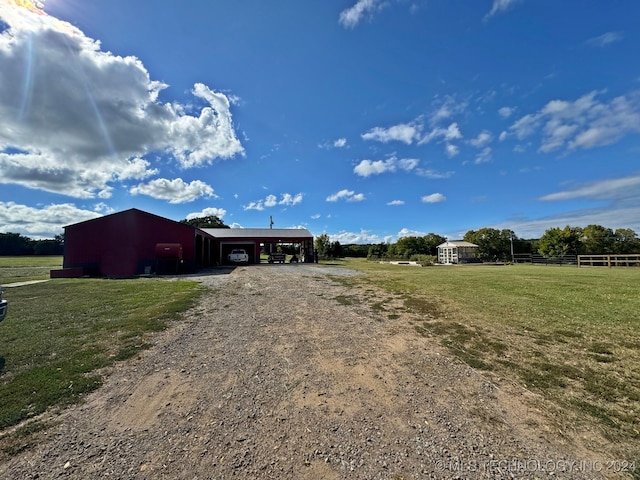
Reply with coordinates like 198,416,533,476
0,278,202,431
0,256,62,284
341,259,640,459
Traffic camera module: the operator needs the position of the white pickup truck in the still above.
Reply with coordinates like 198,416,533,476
227,249,249,263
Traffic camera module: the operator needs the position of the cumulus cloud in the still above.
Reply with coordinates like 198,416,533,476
326,189,365,202
244,193,304,211
0,3,243,199
421,193,446,203
387,200,405,206
0,201,102,238
474,147,492,164
586,31,624,47
353,156,418,177
361,121,422,144
186,207,227,220
339,0,383,28
326,229,385,244
130,178,215,204
509,90,640,153
334,138,347,148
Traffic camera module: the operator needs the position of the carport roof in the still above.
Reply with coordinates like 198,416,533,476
201,228,313,240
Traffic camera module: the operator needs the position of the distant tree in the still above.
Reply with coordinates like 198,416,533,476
537,226,583,257
33,238,64,255
314,234,331,259
342,244,369,257
580,224,615,254
422,233,447,256
329,241,343,258
0,232,33,255
613,228,640,253
367,243,388,259
464,228,515,261
180,215,229,228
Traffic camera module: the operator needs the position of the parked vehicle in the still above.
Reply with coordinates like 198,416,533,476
0,287,7,323
267,253,286,264
227,249,249,263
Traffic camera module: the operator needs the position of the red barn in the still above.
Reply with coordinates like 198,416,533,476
53,209,215,278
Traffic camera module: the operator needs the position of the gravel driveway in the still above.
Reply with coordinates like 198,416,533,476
1,265,598,479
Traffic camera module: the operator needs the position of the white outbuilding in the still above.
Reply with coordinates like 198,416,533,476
437,241,480,264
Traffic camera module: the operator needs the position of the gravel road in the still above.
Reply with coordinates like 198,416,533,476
1,265,603,479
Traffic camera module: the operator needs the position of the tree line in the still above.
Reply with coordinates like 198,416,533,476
0,232,65,255
315,224,640,262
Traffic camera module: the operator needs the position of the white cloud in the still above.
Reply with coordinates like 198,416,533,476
420,122,463,145
586,31,624,48
469,130,493,148
421,193,446,203
0,201,102,239
387,200,405,206
327,229,383,244
538,175,640,202
326,189,365,202
445,144,460,158
186,207,227,220
334,138,347,148
416,168,454,179
130,178,215,204
0,3,243,199
361,121,422,144
498,106,515,118
244,193,304,211
484,0,522,21
338,0,383,29
353,156,418,177
474,147,492,164
509,90,640,153
311,214,321,220
397,227,427,238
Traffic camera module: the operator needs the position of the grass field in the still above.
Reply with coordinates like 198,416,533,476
0,257,202,456
0,256,62,284
335,258,640,461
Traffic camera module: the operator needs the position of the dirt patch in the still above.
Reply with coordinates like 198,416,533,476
0,265,620,479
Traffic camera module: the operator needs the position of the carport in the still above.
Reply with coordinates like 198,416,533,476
202,228,314,264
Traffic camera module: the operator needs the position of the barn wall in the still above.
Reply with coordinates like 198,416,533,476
63,209,201,277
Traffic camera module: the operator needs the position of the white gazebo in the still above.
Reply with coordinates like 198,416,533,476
437,241,479,264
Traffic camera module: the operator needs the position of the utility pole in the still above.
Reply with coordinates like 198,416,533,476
269,216,274,229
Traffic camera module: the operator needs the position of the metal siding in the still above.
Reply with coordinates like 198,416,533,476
63,209,201,277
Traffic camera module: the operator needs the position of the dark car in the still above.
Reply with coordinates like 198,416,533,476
0,286,7,323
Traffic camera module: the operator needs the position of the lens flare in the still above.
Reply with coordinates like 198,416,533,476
8,0,46,15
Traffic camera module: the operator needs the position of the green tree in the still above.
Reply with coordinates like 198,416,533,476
0,232,33,255
314,233,331,259
580,224,615,254
367,243,388,259
422,233,447,256
537,226,583,257
329,241,343,258
463,228,515,261
613,228,640,253
180,215,229,228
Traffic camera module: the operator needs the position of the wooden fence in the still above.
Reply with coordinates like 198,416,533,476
578,254,640,267
513,254,578,265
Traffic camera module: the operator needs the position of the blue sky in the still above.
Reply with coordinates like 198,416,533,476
1,0,639,243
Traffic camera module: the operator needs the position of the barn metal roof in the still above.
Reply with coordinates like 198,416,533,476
201,228,313,240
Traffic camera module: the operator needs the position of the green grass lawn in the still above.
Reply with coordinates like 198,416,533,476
0,256,62,284
0,263,202,456
338,259,640,460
